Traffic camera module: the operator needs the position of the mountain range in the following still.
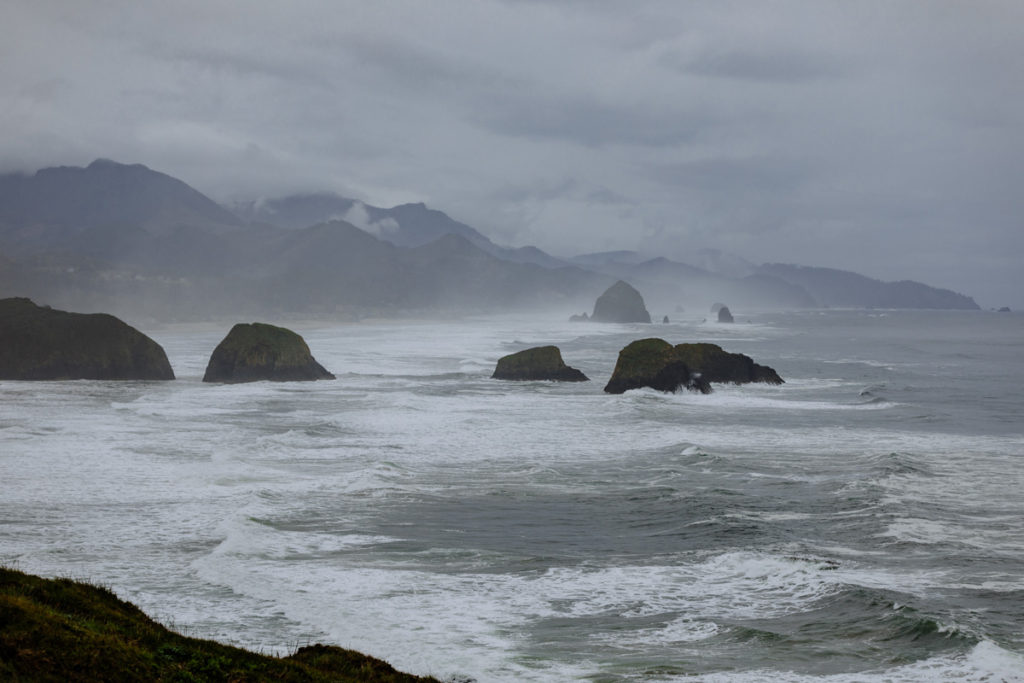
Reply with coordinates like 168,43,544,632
0,160,979,322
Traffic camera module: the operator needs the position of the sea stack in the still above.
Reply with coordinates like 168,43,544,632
604,338,783,394
492,345,588,382
0,297,174,380
603,338,710,394
671,342,783,385
203,322,335,383
717,306,734,323
591,281,652,323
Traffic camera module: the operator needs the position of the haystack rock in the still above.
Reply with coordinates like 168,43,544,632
591,280,652,323
717,306,734,323
203,322,335,383
492,345,588,382
603,338,783,394
0,297,174,380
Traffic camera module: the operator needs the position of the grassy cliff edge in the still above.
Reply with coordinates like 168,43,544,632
0,566,441,682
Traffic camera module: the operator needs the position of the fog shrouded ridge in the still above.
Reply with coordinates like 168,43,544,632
1,1,1021,309
0,159,981,321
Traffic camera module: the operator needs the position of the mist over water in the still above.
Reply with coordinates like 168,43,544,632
2,309,1023,681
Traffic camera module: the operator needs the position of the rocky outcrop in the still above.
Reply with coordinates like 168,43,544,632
717,306,734,323
603,338,783,394
569,312,589,322
603,339,710,394
492,345,588,382
203,322,335,383
591,280,651,323
671,342,783,385
0,297,174,380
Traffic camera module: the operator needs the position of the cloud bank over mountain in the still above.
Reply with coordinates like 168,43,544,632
0,160,980,322
1,1,1021,307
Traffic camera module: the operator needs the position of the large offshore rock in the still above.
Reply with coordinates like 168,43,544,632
0,297,174,380
591,280,652,323
492,345,588,382
717,306,734,323
203,322,335,383
604,338,783,394
671,342,783,385
603,338,710,394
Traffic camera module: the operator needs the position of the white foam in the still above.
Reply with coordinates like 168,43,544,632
664,388,897,412
589,616,721,647
700,640,1024,682
190,548,842,679
4,313,1024,682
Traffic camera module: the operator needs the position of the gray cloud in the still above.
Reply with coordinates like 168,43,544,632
664,48,850,83
474,92,711,148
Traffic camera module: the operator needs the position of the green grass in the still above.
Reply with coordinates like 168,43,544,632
0,566,441,682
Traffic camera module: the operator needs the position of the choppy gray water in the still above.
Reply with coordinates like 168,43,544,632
2,309,1023,681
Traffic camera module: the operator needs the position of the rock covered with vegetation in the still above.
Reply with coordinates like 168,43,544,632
603,338,711,394
591,280,652,323
0,297,174,380
603,338,782,394
491,345,588,382
203,322,335,383
0,565,439,682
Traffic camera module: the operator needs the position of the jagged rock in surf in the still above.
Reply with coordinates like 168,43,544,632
671,342,783,385
569,312,589,322
604,338,783,394
203,322,335,383
491,345,588,382
591,280,651,323
0,297,174,380
717,306,734,323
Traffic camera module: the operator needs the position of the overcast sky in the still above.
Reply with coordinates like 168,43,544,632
2,1,1022,306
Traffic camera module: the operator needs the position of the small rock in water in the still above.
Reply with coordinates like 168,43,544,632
203,322,335,383
492,345,588,382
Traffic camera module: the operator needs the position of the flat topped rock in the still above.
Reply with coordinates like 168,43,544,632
591,280,652,323
0,297,174,380
203,322,335,383
604,338,783,394
492,345,588,382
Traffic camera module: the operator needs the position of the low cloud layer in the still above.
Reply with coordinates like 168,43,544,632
2,0,1021,306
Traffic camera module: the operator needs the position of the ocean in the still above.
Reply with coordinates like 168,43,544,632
2,308,1023,681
